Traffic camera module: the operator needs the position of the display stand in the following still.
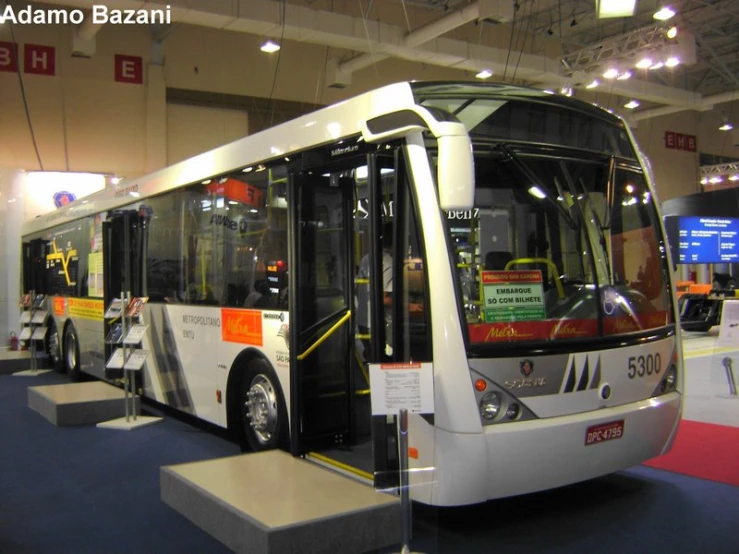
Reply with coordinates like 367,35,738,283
369,362,435,554
97,293,162,430
13,291,52,377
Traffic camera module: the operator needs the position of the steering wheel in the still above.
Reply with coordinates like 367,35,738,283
504,258,565,299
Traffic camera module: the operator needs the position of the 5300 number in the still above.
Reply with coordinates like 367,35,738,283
627,354,661,379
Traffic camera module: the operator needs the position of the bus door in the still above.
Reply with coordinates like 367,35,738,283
289,172,354,453
103,210,145,378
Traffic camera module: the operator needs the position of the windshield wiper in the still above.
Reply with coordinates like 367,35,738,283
496,143,579,230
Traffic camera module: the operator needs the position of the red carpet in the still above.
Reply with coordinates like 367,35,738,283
643,420,739,486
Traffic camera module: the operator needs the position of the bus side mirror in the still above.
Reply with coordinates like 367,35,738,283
437,130,474,211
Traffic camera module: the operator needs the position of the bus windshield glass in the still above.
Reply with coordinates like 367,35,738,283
417,92,673,346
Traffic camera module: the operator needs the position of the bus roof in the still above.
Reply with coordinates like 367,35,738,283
21,80,418,236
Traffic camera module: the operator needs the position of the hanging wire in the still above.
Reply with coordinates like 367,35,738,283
357,0,382,81
8,21,44,170
267,0,288,127
502,2,519,81
512,0,536,83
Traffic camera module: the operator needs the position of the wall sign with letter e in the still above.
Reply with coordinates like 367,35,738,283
115,54,143,84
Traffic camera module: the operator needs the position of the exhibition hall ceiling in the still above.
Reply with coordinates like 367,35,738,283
36,0,739,120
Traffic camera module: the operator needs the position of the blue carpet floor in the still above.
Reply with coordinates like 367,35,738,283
2,371,739,553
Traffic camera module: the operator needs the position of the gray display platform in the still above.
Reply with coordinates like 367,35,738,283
28,382,140,426
161,450,401,554
0,350,51,375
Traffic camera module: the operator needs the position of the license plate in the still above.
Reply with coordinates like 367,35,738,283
585,420,624,446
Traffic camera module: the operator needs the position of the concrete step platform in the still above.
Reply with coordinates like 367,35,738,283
160,450,400,554
0,349,51,375
28,381,140,426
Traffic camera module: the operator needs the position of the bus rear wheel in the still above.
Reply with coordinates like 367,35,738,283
64,325,83,381
46,322,64,373
240,360,287,451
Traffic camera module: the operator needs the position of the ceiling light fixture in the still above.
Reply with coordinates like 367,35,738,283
653,5,676,20
260,39,280,53
666,26,678,39
596,0,637,18
665,57,680,67
476,69,493,79
624,100,640,109
617,71,632,80
636,57,653,69
729,175,739,182
603,67,619,79
719,122,734,131
586,79,600,89
649,61,665,70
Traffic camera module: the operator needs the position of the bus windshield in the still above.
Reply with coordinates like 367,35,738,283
415,90,674,346
449,146,674,345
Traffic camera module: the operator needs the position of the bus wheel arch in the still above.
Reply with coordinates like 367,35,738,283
227,351,289,451
62,321,83,381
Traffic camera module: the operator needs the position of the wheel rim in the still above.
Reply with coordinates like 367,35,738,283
66,333,77,371
245,374,279,445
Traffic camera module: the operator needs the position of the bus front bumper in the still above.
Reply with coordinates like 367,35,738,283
413,392,682,506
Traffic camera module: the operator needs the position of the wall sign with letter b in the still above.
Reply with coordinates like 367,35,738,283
0,41,19,72
115,54,143,84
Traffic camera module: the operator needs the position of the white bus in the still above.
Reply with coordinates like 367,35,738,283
21,81,682,506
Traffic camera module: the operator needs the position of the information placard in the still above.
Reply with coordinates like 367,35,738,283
19,327,32,340
124,350,149,371
20,311,32,324
369,362,434,415
481,270,545,322
123,324,148,345
31,326,48,340
104,298,123,319
717,299,739,346
31,310,48,325
106,348,125,369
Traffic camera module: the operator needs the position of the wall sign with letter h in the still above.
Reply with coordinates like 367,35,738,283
0,42,55,75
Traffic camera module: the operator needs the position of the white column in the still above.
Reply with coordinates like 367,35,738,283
0,168,26,349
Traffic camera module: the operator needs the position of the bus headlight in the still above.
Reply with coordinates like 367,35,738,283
662,365,678,392
480,392,501,420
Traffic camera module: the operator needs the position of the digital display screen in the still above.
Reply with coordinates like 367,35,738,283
678,217,739,263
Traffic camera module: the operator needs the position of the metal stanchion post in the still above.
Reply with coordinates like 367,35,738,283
399,408,411,554
722,357,737,396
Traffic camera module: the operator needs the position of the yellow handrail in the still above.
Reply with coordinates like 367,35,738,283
297,310,351,361
505,258,565,299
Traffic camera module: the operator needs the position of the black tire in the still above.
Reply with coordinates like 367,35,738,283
45,321,64,373
63,325,83,381
239,359,288,451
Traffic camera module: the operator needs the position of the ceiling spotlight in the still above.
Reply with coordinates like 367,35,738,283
729,175,739,182
666,26,678,38
560,86,573,96
617,71,632,80
719,122,734,131
709,176,723,184
260,39,280,53
636,57,653,69
649,61,665,70
603,68,619,79
476,69,493,79
586,79,600,89
597,0,637,18
700,178,708,185
665,57,680,67
624,100,640,109
653,5,675,20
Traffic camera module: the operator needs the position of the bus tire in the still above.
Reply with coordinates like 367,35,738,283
240,360,288,452
63,324,83,381
46,321,64,373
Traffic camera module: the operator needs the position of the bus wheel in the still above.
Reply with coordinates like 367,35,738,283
63,325,83,381
46,322,64,373
240,360,287,451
